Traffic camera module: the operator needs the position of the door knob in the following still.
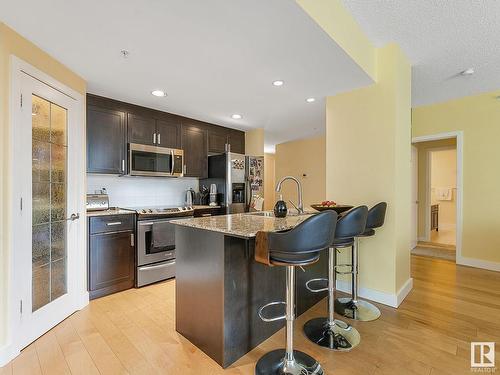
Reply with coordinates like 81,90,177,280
67,213,80,221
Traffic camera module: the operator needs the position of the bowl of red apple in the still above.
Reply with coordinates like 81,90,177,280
311,201,353,214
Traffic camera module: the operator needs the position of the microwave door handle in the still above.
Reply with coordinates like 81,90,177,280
171,150,175,175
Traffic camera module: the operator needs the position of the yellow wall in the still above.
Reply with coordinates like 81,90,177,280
414,139,456,239
244,128,264,156
275,136,326,210
413,90,500,265
0,23,86,348
263,153,276,210
296,0,376,80
326,44,412,296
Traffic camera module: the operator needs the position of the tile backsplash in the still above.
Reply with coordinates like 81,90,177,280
87,174,198,207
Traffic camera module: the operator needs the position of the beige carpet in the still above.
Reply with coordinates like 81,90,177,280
411,244,456,261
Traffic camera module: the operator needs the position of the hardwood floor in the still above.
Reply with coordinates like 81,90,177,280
2,255,499,374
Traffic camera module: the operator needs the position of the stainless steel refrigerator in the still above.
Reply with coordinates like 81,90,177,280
200,153,264,214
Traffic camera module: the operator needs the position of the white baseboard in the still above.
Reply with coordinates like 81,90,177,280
456,256,500,272
396,278,414,307
0,342,19,367
336,277,413,308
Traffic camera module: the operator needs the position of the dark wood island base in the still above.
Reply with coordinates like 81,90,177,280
175,225,327,368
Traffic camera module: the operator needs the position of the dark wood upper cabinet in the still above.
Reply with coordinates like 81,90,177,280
228,130,245,154
127,113,156,146
207,127,245,154
86,94,245,176
182,122,208,178
87,105,126,174
156,118,181,149
208,130,228,154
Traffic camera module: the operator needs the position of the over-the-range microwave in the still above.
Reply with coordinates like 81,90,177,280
128,143,184,177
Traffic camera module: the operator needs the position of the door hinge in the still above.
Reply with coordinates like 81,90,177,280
20,197,23,211
20,300,23,314
20,94,23,108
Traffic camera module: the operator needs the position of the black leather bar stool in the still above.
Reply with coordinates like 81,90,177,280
335,202,387,321
254,211,337,375
303,206,367,351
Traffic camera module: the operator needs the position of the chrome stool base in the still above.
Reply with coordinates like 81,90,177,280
303,317,360,351
335,297,381,322
255,349,323,375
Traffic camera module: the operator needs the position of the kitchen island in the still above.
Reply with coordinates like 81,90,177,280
172,212,327,368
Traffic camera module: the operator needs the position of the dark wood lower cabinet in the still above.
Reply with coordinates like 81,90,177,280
88,215,135,299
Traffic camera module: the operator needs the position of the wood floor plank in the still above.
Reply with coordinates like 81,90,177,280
0,363,12,375
34,331,71,375
52,319,100,375
70,310,129,375
4,255,500,374
11,345,41,375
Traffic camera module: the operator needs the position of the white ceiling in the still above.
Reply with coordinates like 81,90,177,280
342,0,500,107
0,0,372,151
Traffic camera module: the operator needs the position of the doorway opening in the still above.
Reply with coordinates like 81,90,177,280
410,132,463,262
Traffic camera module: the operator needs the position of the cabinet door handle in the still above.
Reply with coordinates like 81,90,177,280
201,213,212,217
66,213,80,221
122,159,125,172
106,222,122,226
130,233,134,247
183,165,187,175
157,133,161,145
153,133,157,144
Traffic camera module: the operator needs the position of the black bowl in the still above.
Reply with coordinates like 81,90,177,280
310,204,354,214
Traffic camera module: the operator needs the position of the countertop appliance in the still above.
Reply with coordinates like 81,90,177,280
200,153,264,214
128,143,184,177
130,205,194,287
185,188,195,206
86,193,109,211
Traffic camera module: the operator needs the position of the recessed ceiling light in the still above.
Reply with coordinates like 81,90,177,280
120,49,130,59
272,80,284,87
460,68,474,76
231,114,242,120
151,90,167,97
306,97,316,103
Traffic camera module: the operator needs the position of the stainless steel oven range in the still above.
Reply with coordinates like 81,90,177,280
131,206,194,287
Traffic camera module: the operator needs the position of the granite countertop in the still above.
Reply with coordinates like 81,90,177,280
172,211,315,238
87,208,136,217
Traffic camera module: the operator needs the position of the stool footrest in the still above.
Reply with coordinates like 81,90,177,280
305,278,328,293
258,301,286,322
335,263,353,275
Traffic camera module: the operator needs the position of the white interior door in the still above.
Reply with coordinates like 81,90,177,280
13,71,85,350
410,145,418,249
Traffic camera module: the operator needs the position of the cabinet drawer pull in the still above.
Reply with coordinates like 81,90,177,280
106,222,122,226
157,133,161,145
130,233,134,246
153,133,157,144
201,214,212,217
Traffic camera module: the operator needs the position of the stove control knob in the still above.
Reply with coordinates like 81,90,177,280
148,209,153,213
141,209,146,213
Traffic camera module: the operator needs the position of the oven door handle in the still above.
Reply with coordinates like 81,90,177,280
138,260,175,271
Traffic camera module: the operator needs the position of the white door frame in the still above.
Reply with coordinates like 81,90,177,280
2,56,87,366
412,131,463,262
410,145,418,249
